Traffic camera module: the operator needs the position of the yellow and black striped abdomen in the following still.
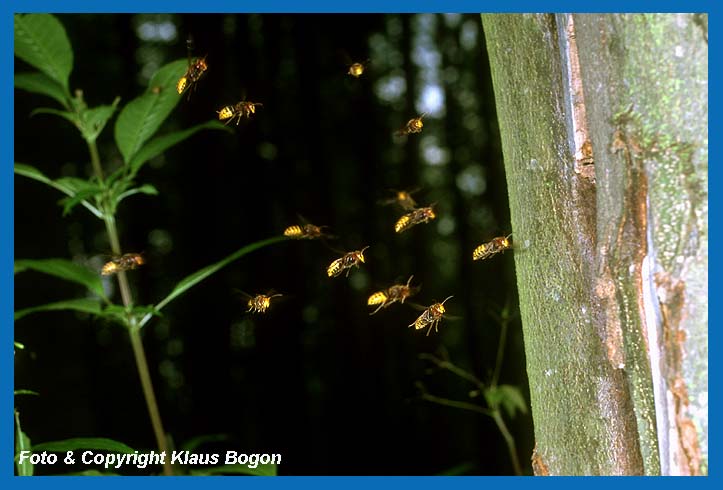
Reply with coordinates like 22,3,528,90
284,225,304,237
472,243,493,261
327,258,344,277
367,291,388,306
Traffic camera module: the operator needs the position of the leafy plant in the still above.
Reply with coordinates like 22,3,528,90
14,14,285,476
416,300,527,475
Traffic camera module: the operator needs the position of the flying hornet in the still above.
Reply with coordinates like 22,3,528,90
283,222,333,240
472,234,512,261
327,246,369,278
176,37,208,97
101,253,145,276
395,113,427,137
379,188,420,212
347,59,370,78
236,290,283,314
367,275,420,315
395,206,436,233
217,100,263,125
409,296,453,336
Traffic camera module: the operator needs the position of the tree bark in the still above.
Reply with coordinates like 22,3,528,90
482,13,707,475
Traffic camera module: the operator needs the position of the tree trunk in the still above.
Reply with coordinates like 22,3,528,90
482,14,707,475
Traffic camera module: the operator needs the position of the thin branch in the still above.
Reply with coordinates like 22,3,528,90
491,409,523,476
419,353,486,391
416,382,493,417
417,380,523,476
491,299,512,389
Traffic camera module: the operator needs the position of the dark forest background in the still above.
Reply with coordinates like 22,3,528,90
14,14,532,475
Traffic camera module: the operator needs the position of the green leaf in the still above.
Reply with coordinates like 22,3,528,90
58,181,104,216
14,14,73,93
15,162,103,219
78,99,120,143
484,384,528,418
143,235,289,326
114,59,187,163
54,176,97,193
15,72,68,108
32,438,135,454
14,390,40,397
15,298,103,321
100,304,161,327
14,410,33,476
190,463,277,477
129,120,232,175
31,107,78,127
114,184,158,208
15,258,106,299
15,162,50,183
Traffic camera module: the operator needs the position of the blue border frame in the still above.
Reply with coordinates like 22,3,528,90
4,0,715,487
3,1,716,14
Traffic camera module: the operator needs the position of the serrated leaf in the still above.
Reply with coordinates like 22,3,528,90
15,298,103,321
79,100,120,143
32,438,135,454
190,463,277,477
15,258,106,299
14,14,73,93
129,120,231,175
15,72,68,108
145,235,289,326
114,59,187,163
14,411,33,476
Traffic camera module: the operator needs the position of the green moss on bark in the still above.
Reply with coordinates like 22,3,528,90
482,14,645,475
482,13,707,475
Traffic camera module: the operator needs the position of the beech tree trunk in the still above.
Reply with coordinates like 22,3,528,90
482,14,707,475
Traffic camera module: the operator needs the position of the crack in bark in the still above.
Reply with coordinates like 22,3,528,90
655,272,702,475
564,15,596,183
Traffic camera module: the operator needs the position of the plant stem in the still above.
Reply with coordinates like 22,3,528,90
491,308,510,389
419,392,492,417
491,409,523,476
86,141,104,181
104,216,134,306
89,141,173,476
418,385,523,475
128,325,173,475
418,353,486,391
419,309,523,476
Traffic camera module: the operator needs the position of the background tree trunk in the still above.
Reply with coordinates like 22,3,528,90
482,13,707,475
